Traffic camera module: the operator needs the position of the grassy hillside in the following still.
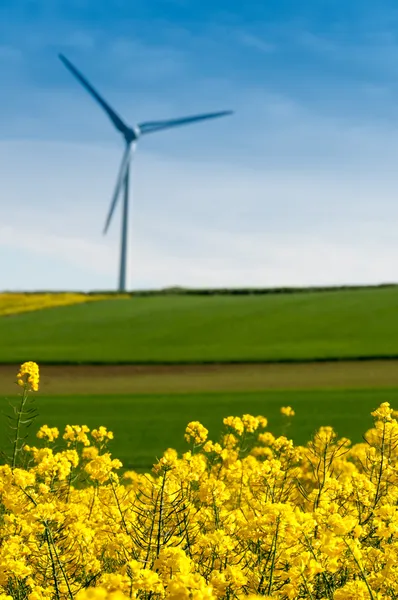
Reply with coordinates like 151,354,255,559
1,287,398,363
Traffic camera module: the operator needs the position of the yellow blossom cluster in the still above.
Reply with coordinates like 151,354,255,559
184,421,209,445
0,293,127,317
36,425,59,443
91,427,114,443
280,406,295,417
16,361,40,392
4,395,398,599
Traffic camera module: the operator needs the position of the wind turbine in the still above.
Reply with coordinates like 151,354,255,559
59,54,233,292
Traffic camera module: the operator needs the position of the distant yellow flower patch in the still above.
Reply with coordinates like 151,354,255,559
0,292,126,316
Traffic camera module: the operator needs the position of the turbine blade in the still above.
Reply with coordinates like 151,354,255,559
59,53,129,135
103,145,131,234
138,110,233,135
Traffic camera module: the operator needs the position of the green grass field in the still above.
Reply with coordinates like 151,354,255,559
2,288,398,469
2,287,398,363
2,388,396,471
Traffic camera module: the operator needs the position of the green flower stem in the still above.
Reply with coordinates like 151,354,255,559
11,384,28,469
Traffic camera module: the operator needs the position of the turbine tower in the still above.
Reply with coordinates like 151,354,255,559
59,54,233,292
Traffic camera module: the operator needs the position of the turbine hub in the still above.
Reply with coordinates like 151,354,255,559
125,126,141,143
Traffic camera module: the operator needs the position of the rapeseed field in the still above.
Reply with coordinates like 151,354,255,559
1,362,397,599
0,293,122,317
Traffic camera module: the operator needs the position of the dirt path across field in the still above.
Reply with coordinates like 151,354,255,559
1,360,398,395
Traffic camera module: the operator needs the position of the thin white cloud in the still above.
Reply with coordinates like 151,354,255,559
0,225,114,275
236,32,276,54
2,115,398,291
134,230,398,289
296,28,398,75
0,45,22,61
2,211,398,291
107,37,185,80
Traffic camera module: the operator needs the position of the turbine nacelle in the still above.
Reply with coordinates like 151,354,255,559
125,126,141,144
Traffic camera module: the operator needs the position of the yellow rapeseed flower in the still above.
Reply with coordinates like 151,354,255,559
36,425,59,443
92,426,114,443
223,416,244,435
371,401,393,421
185,421,209,445
16,361,39,392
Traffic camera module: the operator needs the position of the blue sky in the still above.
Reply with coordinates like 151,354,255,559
2,1,398,290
